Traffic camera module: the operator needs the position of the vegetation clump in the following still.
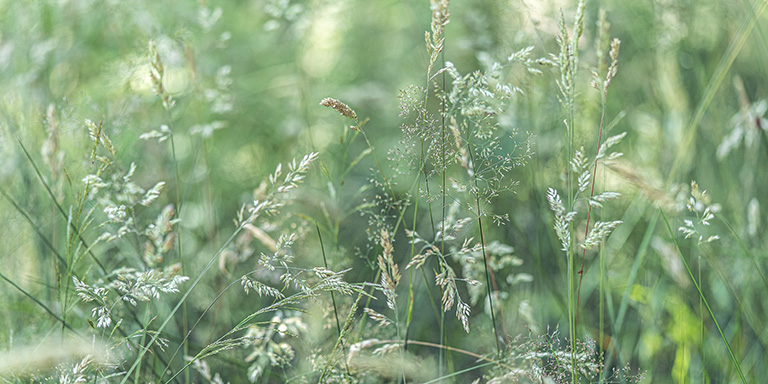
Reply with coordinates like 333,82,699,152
0,0,765,383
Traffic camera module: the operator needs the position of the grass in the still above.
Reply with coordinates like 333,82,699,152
0,0,767,383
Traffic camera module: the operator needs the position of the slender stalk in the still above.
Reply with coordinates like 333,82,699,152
721,216,768,290
558,2,586,379
659,208,747,384
477,214,500,354
167,113,191,384
575,76,610,328
0,272,78,334
439,45,448,383
316,223,352,381
464,139,501,354
403,153,426,357
318,292,365,383
364,339,512,369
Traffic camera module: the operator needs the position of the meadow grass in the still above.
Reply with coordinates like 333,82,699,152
0,0,767,383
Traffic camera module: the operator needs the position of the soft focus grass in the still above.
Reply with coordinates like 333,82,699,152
0,0,767,382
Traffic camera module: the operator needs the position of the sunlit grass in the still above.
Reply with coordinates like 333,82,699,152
0,0,766,383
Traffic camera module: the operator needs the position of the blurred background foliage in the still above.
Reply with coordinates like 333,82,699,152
0,0,767,382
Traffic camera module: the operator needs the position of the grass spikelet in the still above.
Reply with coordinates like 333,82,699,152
377,229,400,310
148,39,174,110
320,97,358,120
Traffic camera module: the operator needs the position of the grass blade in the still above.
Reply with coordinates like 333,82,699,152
659,208,746,383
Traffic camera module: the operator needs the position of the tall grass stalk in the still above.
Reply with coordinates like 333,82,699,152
466,140,501,354
659,208,747,383
576,34,621,328
149,37,192,384
554,2,585,381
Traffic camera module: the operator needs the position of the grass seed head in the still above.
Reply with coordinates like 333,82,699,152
320,97,358,120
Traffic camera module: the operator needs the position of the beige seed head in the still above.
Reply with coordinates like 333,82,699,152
320,97,357,120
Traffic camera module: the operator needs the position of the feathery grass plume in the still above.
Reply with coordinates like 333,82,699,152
554,0,586,114
717,78,767,159
185,357,226,384
238,231,310,301
241,274,284,298
113,268,190,306
606,39,620,87
405,242,436,270
441,57,535,187
87,160,180,272
396,84,445,173
580,220,623,249
376,229,400,310
72,276,112,328
593,10,610,84
143,204,176,266
393,1,533,210
678,181,721,244
548,119,625,294
73,139,189,329
149,39,175,110
244,312,306,382
484,330,646,384
166,148,349,382
259,233,297,270
238,152,319,225
182,267,362,383
436,262,470,332
552,0,587,219
455,240,529,306
547,187,575,252
320,97,358,120
84,119,116,168
58,355,92,384
427,0,450,75
139,124,172,142
591,10,621,92
398,46,537,222
406,223,474,333
364,307,393,327
393,1,538,361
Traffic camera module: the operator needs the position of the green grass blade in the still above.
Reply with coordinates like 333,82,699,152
0,272,78,334
0,185,68,268
659,208,746,384
17,139,109,274
720,215,768,291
